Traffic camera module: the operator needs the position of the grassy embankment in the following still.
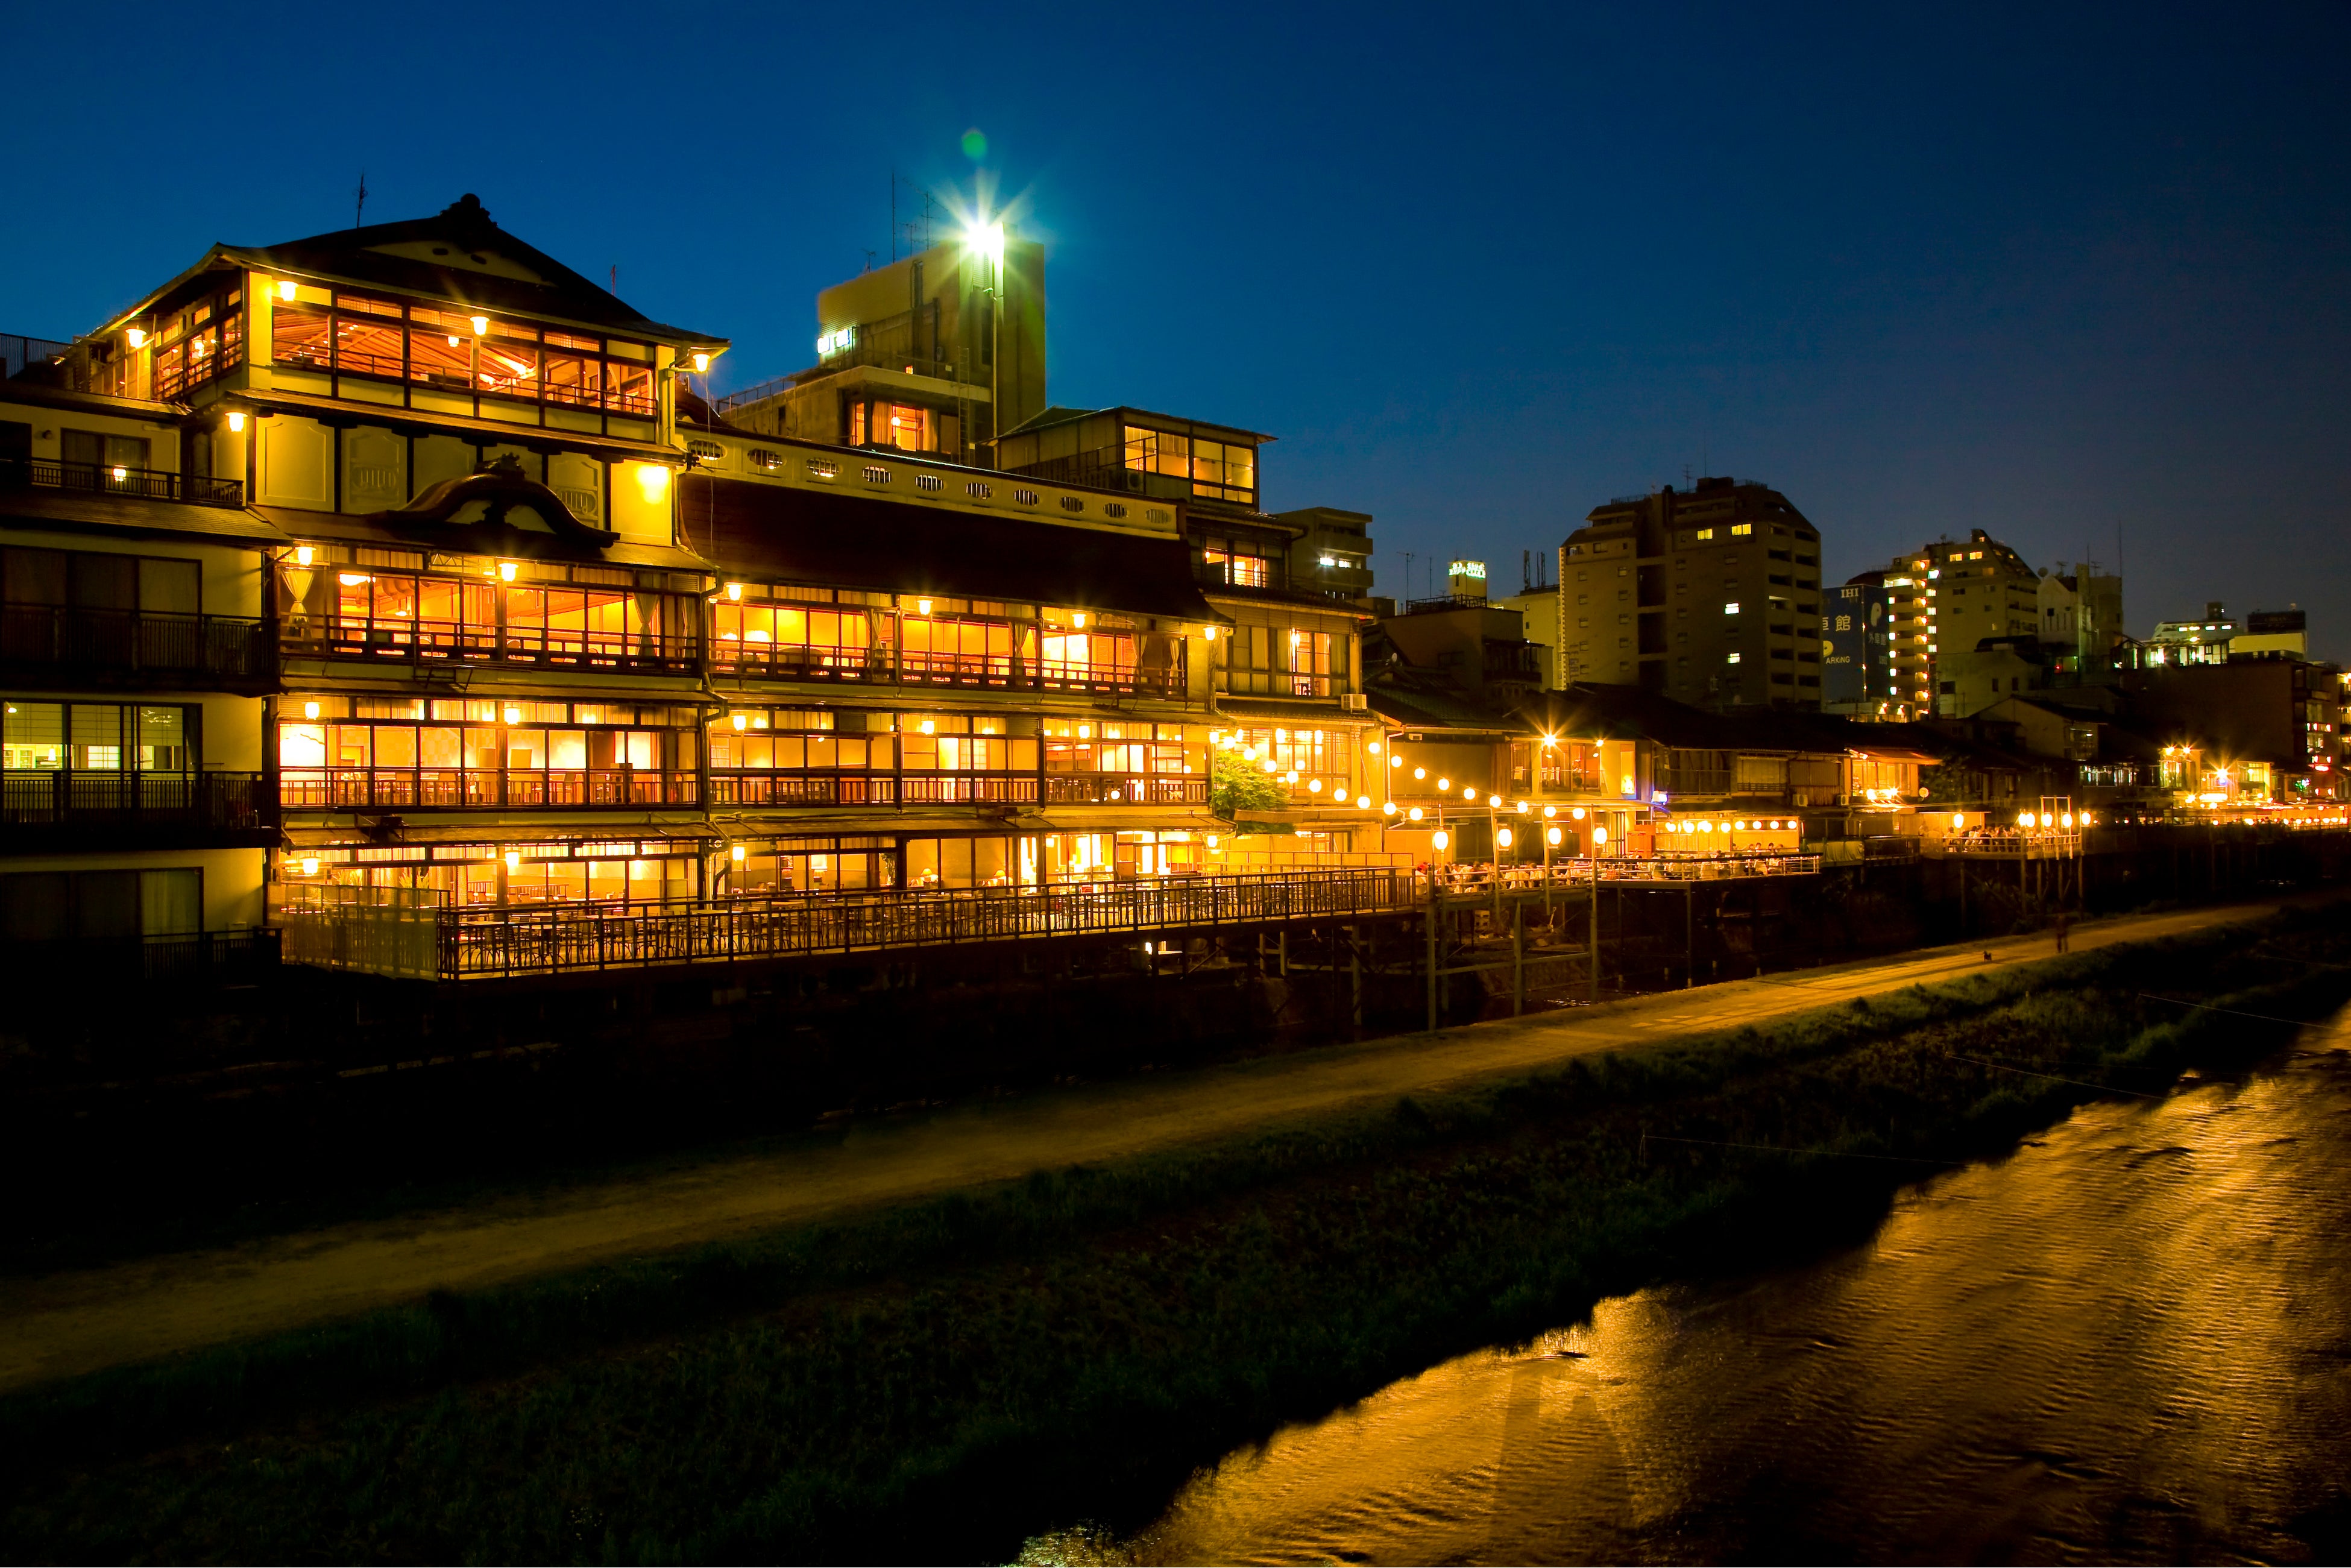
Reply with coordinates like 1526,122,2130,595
6,908,2351,1563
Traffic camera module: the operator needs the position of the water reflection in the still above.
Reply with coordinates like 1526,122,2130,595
1047,1030,2351,1564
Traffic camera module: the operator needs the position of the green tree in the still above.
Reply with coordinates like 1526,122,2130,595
1211,749,1289,820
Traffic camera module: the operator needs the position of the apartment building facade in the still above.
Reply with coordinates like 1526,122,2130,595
1558,477,1826,710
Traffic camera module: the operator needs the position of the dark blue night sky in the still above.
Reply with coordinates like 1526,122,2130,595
10,2,2346,650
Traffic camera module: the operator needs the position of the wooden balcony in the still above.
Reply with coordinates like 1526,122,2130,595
706,772,1209,808
278,768,697,811
0,770,275,848
0,604,274,691
276,867,1423,981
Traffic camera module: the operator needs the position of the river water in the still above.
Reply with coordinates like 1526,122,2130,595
1031,1028,2351,1564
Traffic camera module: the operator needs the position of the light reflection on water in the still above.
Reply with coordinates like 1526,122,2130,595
1029,1030,2351,1566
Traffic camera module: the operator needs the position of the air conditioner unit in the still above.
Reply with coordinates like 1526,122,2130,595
1340,693,1368,711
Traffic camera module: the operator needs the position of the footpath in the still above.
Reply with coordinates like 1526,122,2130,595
0,900,2287,1394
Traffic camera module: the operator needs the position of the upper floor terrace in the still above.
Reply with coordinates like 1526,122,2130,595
54,196,723,450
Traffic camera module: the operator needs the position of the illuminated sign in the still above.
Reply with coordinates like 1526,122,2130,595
816,326,857,356
1448,559,1486,581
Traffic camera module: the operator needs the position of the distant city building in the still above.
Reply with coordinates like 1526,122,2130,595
2036,563,2124,666
1822,571,1893,715
2144,602,2239,666
1557,476,1825,710
1876,530,2039,717
2235,608,2308,660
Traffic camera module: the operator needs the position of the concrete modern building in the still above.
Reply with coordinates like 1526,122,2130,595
1558,477,1826,710
713,231,1046,466
1822,571,1894,716
1873,529,2039,717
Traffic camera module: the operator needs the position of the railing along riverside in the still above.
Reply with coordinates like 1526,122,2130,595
1427,854,1824,896
0,603,273,681
277,867,1425,981
708,640,1183,698
1935,832,2083,859
0,457,244,508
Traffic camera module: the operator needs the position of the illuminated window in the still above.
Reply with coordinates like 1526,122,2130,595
1730,523,1754,535
1123,424,1256,503
1724,601,1740,614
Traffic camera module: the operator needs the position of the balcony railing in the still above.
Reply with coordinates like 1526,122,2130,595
278,769,698,810
277,867,1423,981
280,616,699,675
709,641,1185,698
0,927,276,986
0,603,274,684
706,772,1210,808
1043,774,1207,805
0,456,244,508
1222,670,1340,699
0,770,273,835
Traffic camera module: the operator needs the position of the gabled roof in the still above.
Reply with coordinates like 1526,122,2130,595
105,195,724,348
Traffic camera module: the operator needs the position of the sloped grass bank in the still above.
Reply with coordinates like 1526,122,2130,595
7,910,2351,1563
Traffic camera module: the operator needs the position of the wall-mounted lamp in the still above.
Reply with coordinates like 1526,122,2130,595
294,544,313,566
635,464,670,502
300,857,320,876
919,720,936,735
1367,741,1382,755
470,315,489,336
278,280,298,301
1432,829,1450,852
125,328,146,349
498,561,518,582
731,844,747,863
731,713,749,731
1072,612,1088,629
1202,625,1218,641
302,701,320,719
691,351,711,373
914,598,933,616
225,411,246,433
503,706,522,724
726,582,744,601
505,851,521,870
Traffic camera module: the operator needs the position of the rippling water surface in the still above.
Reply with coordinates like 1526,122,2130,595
1033,1032,2351,1564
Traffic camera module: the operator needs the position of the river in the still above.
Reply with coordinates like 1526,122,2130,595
1027,1027,2351,1564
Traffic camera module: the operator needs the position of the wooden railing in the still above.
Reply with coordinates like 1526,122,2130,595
0,770,272,834
0,603,273,683
277,769,697,809
280,616,699,675
706,772,1209,808
0,457,244,508
277,867,1424,981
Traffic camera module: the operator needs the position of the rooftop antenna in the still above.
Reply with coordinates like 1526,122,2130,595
353,171,367,229
890,168,898,261
609,264,617,295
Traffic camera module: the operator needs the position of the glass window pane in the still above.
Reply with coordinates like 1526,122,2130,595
4,701,63,769
71,704,122,769
137,707,187,771
272,304,331,368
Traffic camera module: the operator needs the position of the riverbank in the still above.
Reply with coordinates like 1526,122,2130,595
8,905,2351,1562
0,899,2271,1393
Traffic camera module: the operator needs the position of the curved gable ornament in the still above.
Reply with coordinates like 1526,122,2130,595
367,455,618,549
